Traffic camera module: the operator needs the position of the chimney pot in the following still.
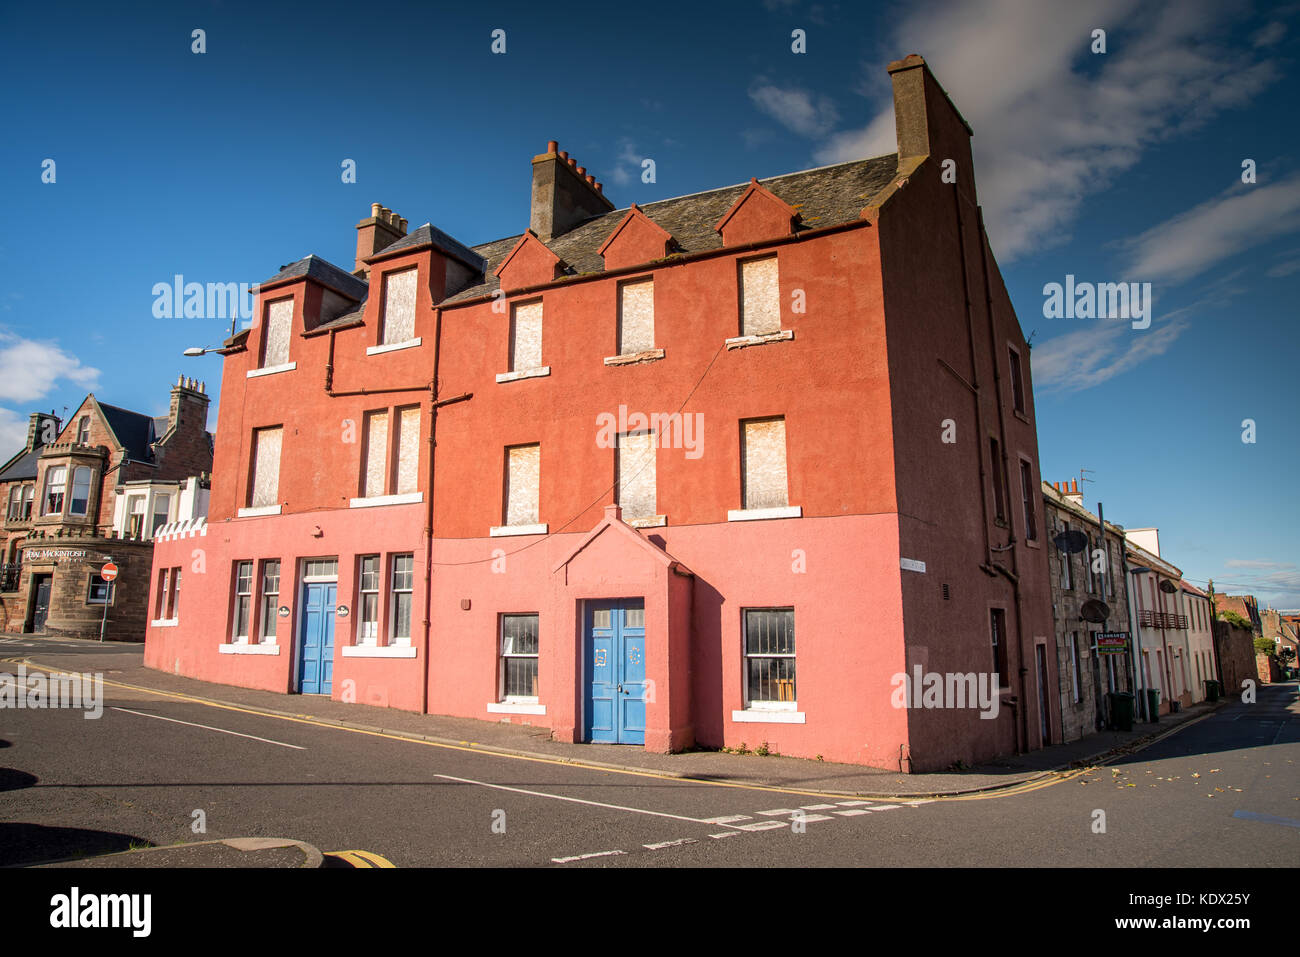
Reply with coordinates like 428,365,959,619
558,150,568,160
585,174,595,185
546,140,558,153
371,202,382,218
576,166,586,177
398,217,408,232
595,182,603,193
568,157,577,168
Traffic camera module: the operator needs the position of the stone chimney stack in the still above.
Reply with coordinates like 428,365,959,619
354,203,409,277
530,140,615,242
1062,478,1083,508
887,54,976,197
168,375,211,437
26,411,60,451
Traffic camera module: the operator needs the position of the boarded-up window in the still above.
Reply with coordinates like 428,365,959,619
618,279,654,354
250,427,282,507
395,406,420,494
510,301,542,371
381,268,417,345
739,256,780,336
263,299,293,367
504,443,540,526
362,411,389,498
617,430,656,520
741,417,788,509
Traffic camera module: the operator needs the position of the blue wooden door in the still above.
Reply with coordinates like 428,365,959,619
297,582,336,694
585,599,646,744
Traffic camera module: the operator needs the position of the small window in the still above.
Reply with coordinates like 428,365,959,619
69,467,92,517
127,496,146,537
87,577,114,605
77,416,91,445
258,560,279,641
500,613,539,701
503,443,541,527
303,558,338,579
42,465,67,515
6,486,20,521
744,608,796,708
171,567,182,619
616,430,656,521
1008,346,1026,414
1070,632,1081,703
1059,521,1073,590
617,279,655,355
249,427,283,508
362,411,389,498
990,609,1008,687
739,256,780,336
509,300,543,372
358,555,380,645
989,438,1006,523
740,417,788,510
390,553,414,645
395,406,420,495
232,562,253,641
1019,460,1037,540
150,493,171,536
22,485,33,520
155,567,170,619
380,268,418,346
262,299,293,367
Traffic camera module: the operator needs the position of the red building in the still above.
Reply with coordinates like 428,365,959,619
146,55,1056,771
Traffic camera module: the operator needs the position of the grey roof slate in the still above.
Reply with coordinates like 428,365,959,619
0,447,42,483
444,154,898,304
98,402,157,463
258,255,368,301
372,223,487,272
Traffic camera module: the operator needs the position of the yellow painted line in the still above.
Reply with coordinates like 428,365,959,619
16,657,1101,803
325,850,395,868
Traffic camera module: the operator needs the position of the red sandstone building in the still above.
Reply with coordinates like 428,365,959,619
145,56,1056,771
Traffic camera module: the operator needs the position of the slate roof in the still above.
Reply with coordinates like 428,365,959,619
0,447,42,483
258,254,368,301
98,401,158,463
371,223,487,272
444,154,898,303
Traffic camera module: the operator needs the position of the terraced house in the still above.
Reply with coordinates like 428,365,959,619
0,379,212,639
145,55,1056,771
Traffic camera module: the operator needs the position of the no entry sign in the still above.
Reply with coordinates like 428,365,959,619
100,562,119,582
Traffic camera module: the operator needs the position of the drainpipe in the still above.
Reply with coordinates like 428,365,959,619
1123,552,1148,722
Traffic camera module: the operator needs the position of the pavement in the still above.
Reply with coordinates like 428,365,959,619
1,632,1229,798
34,837,324,869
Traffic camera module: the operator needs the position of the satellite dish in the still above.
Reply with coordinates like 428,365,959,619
1159,580,1178,594
1080,600,1110,623
1054,530,1089,554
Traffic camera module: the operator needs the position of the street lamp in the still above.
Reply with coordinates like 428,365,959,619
184,345,222,357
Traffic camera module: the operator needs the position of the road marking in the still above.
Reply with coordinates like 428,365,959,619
709,832,740,840
552,849,626,864
836,800,872,806
110,707,306,750
1232,809,1300,830
643,838,698,850
756,808,799,816
833,809,873,817
325,850,396,868
701,814,752,824
869,804,901,810
796,813,834,822
431,772,747,829
736,820,786,831
800,803,838,810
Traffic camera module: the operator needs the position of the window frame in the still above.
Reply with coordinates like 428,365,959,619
990,608,1008,688
68,466,92,517
42,465,67,516
77,416,91,445
231,560,254,643
357,554,382,646
388,553,414,647
1008,345,1026,415
257,559,280,642
1019,458,1037,541
741,607,797,711
499,612,540,704
86,575,114,606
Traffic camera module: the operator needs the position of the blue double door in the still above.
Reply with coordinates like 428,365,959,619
297,582,336,694
584,599,646,745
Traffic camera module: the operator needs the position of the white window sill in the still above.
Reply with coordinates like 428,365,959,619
150,618,179,628
725,329,794,351
495,366,551,383
487,701,546,715
604,349,664,366
728,505,802,522
247,362,296,379
238,505,282,517
349,492,423,509
342,644,417,658
626,514,666,528
367,338,422,356
732,708,805,724
490,523,548,537
219,642,281,655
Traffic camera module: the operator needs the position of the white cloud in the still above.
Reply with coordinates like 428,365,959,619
0,407,29,455
1122,173,1300,282
1253,21,1287,47
810,0,1281,260
0,330,100,403
1031,316,1187,393
748,81,839,138
607,138,643,186
1267,258,1300,278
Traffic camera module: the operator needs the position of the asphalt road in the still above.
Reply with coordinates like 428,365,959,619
1,661,1295,867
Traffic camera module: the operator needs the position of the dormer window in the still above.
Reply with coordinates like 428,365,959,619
379,268,417,347
262,299,293,368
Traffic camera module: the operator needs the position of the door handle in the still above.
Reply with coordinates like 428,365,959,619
617,684,623,694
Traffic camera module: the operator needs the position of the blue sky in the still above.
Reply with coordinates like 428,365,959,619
1,0,1297,607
